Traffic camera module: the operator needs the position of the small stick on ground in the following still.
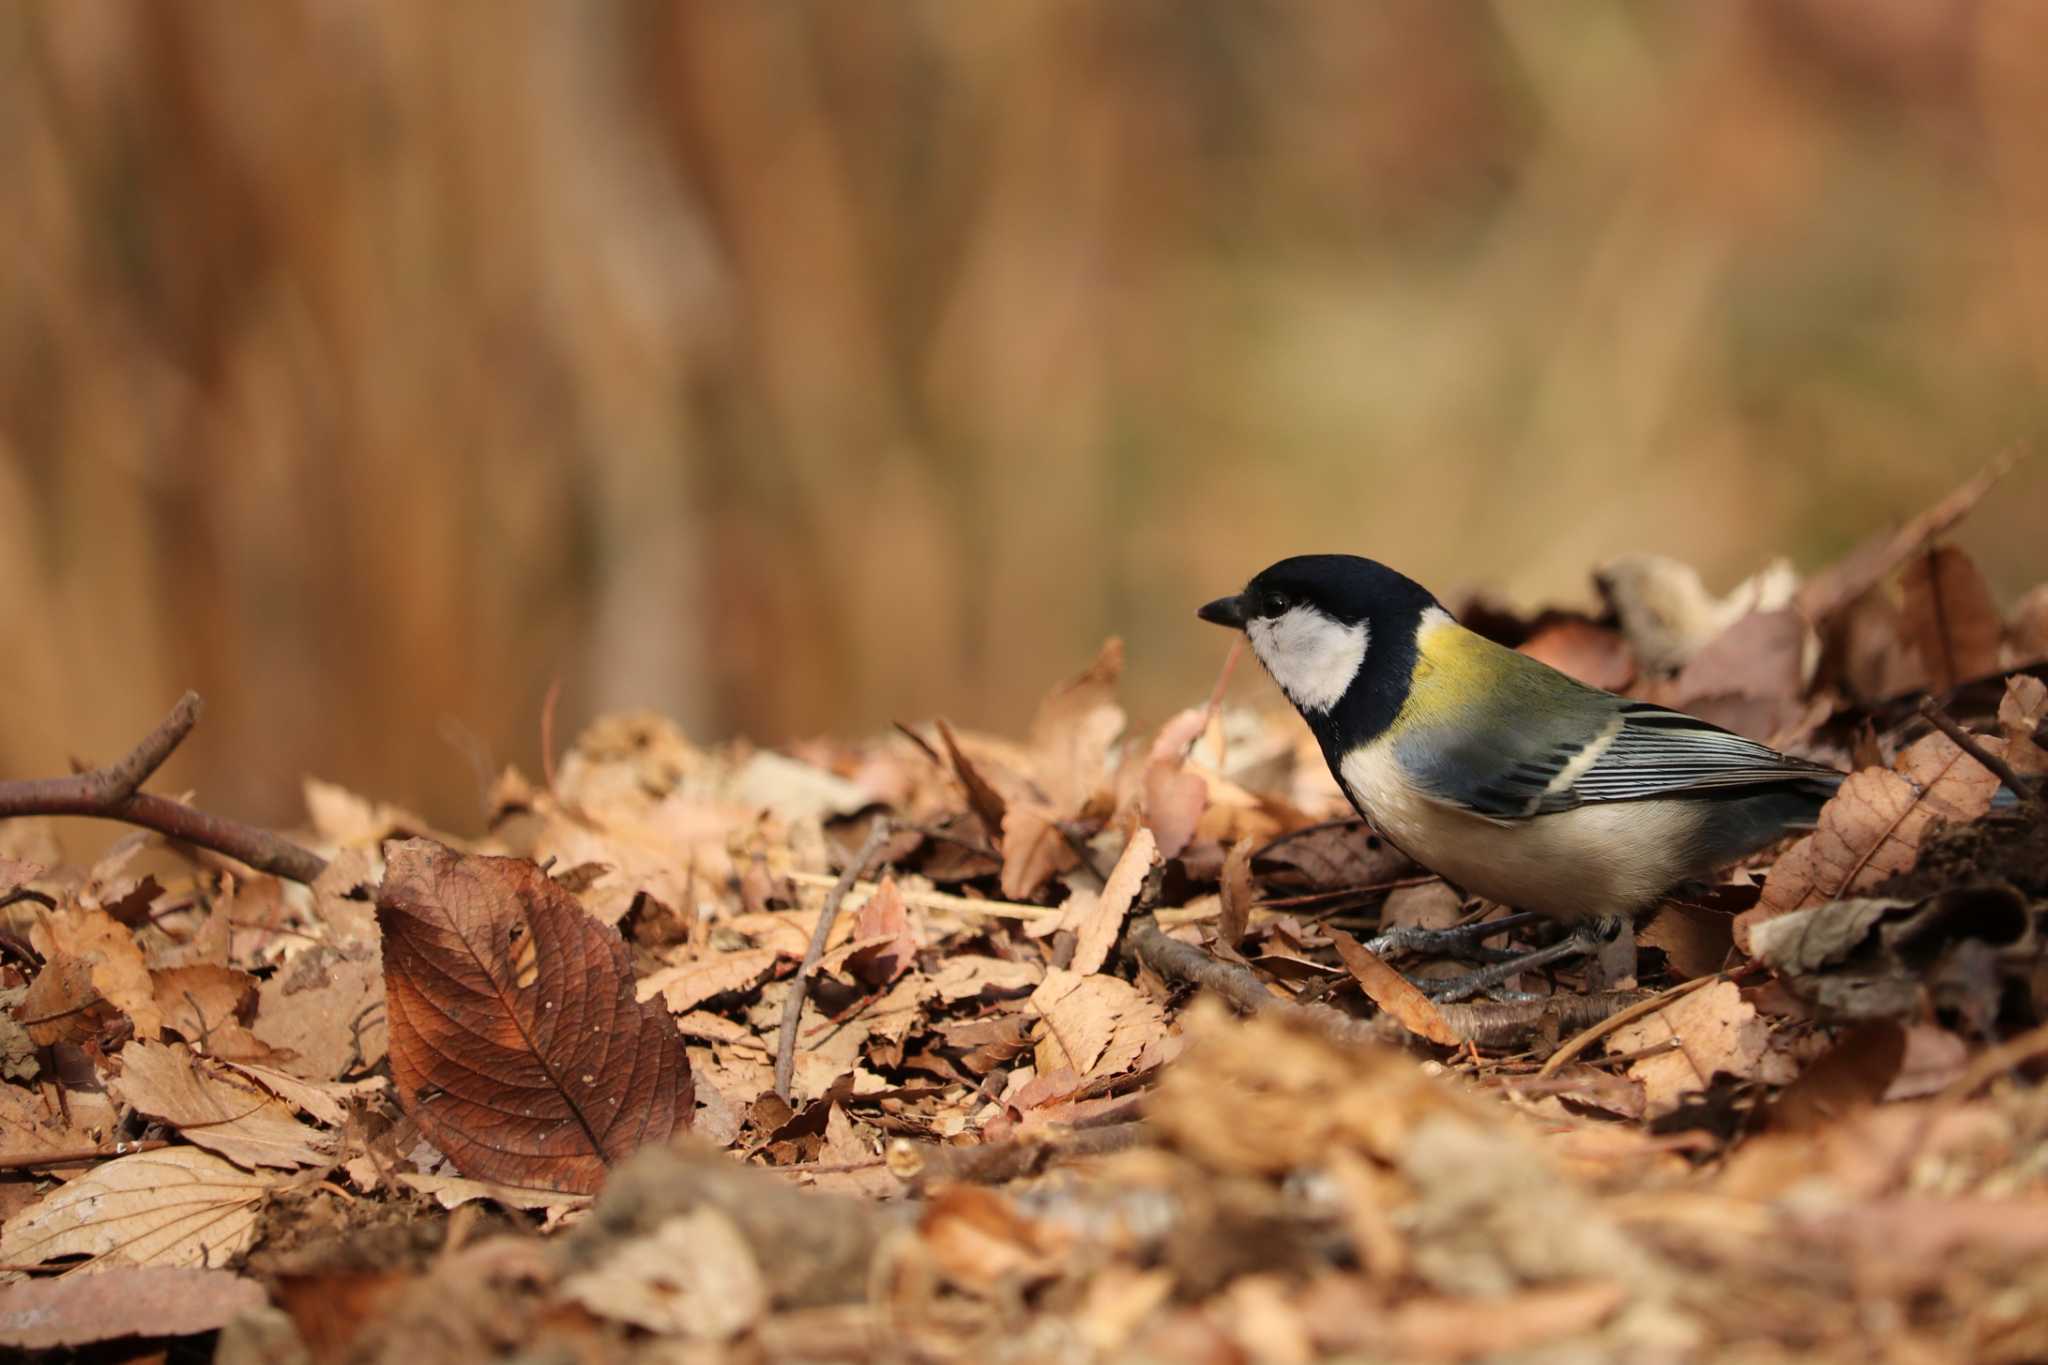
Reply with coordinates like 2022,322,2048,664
0,1138,170,1172
0,692,328,885
1919,697,2041,812
775,817,892,1103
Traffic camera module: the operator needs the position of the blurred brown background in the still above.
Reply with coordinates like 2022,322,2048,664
3,1,2046,834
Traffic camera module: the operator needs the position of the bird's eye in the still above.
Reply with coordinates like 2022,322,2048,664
1261,591,1292,617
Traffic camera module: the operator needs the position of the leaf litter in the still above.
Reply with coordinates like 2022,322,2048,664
0,463,2043,1360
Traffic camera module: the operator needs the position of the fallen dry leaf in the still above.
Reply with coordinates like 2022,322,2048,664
1216,837,1256,954
1030,967,1165,1080
1329,928,1460,1046
1070,828,1155,976
151,963,272,1061
1608,980,1769,1117
560,1207,767,1339
2000,674,2047,755
998,800,1079,901
1795,457,2011,623
16,952,120,1049
29,906,162,1040
110,1039,334,1169
637,946,781,1013
1028,637,1126,816
1141,756,1209,861
0,1266,268,1350
0,1146,273,1269
843,874,916,987
377,839,693,1194
1900,545,2003,691
1768,1022,1906,1133
397,1172,593,1213
252,948,385,1080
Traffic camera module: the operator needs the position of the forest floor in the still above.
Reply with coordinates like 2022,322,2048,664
1,463,2046,1363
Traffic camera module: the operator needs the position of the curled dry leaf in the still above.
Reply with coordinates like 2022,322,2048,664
1328,928,1460,1046
637,946,781,1014
1215,838,1256,954
844,874,916,987
0,1267,268,1350
999,801,1079,902
376,839,693,1195
110,1039,334,1169
1999,675,2047,763
1899,545,2002,691
1070,828,1155,976
0,1147,273,1269
1028,637,1126,816
29,906,162,1040
1794,456,2011,623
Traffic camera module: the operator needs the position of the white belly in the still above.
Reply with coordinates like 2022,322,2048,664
1338,746,1693,920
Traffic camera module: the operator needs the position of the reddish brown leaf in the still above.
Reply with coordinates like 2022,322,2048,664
1518,619,1636,692
935,717,1009,833
1795,456,2011,622
1216,838,1256,954
1768,1022,1906,1133
1900,545,2002,691
1676,610,1807,705
844,874,917,987
376,838,693,1194
1140,757,1208,861
1327,928,1460,1046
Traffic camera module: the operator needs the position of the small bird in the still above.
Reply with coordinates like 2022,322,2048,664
1199,554,1843,995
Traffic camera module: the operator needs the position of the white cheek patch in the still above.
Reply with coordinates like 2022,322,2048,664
1247,607,1368,714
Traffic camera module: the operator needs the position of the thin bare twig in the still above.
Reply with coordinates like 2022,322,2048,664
1919,697,2041,812
0,692,328,885
775,817,891,1103
0,1138,170,1172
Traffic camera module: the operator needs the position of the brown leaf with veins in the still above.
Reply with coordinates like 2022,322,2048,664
110,1039,333,1169
1070,829,1155,976
17,953,120,1048
2000,675,2048,768
1900,545,2003,691
0,1147,271,1269
29,906,162,1039
377,838,693,1194
152,964,273,1061
1328,928,1460,1046
1739,732,1999,951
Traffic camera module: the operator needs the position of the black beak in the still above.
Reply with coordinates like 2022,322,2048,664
1197,594,1250,630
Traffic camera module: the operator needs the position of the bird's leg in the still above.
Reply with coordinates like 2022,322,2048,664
1363,909,1546,962
1417,916,1619,1004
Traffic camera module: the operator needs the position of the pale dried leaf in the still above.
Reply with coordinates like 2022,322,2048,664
999,801,1079,902
29,907,162,1039
0,1147,273,1269
927,955,1044,1002
2000,675,2048,769
1071,829,1155,976
1609,981,1768,1117
110,1040,333,1169
0,1267,267,1350
397,1173,592,1213
1329,929,1460,1045
1030,968,1165,1080
561,1209,767,1339
252,949,386,1081
638,947,781,1013
1140,758,1208,861
223,1064,388,1127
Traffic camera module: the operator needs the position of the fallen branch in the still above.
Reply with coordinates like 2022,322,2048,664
1919,697,2042,813
775,817,891,1102
0,692,328,886
1127,917,1638,1050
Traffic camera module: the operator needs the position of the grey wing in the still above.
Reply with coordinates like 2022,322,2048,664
1404,698,1840,821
